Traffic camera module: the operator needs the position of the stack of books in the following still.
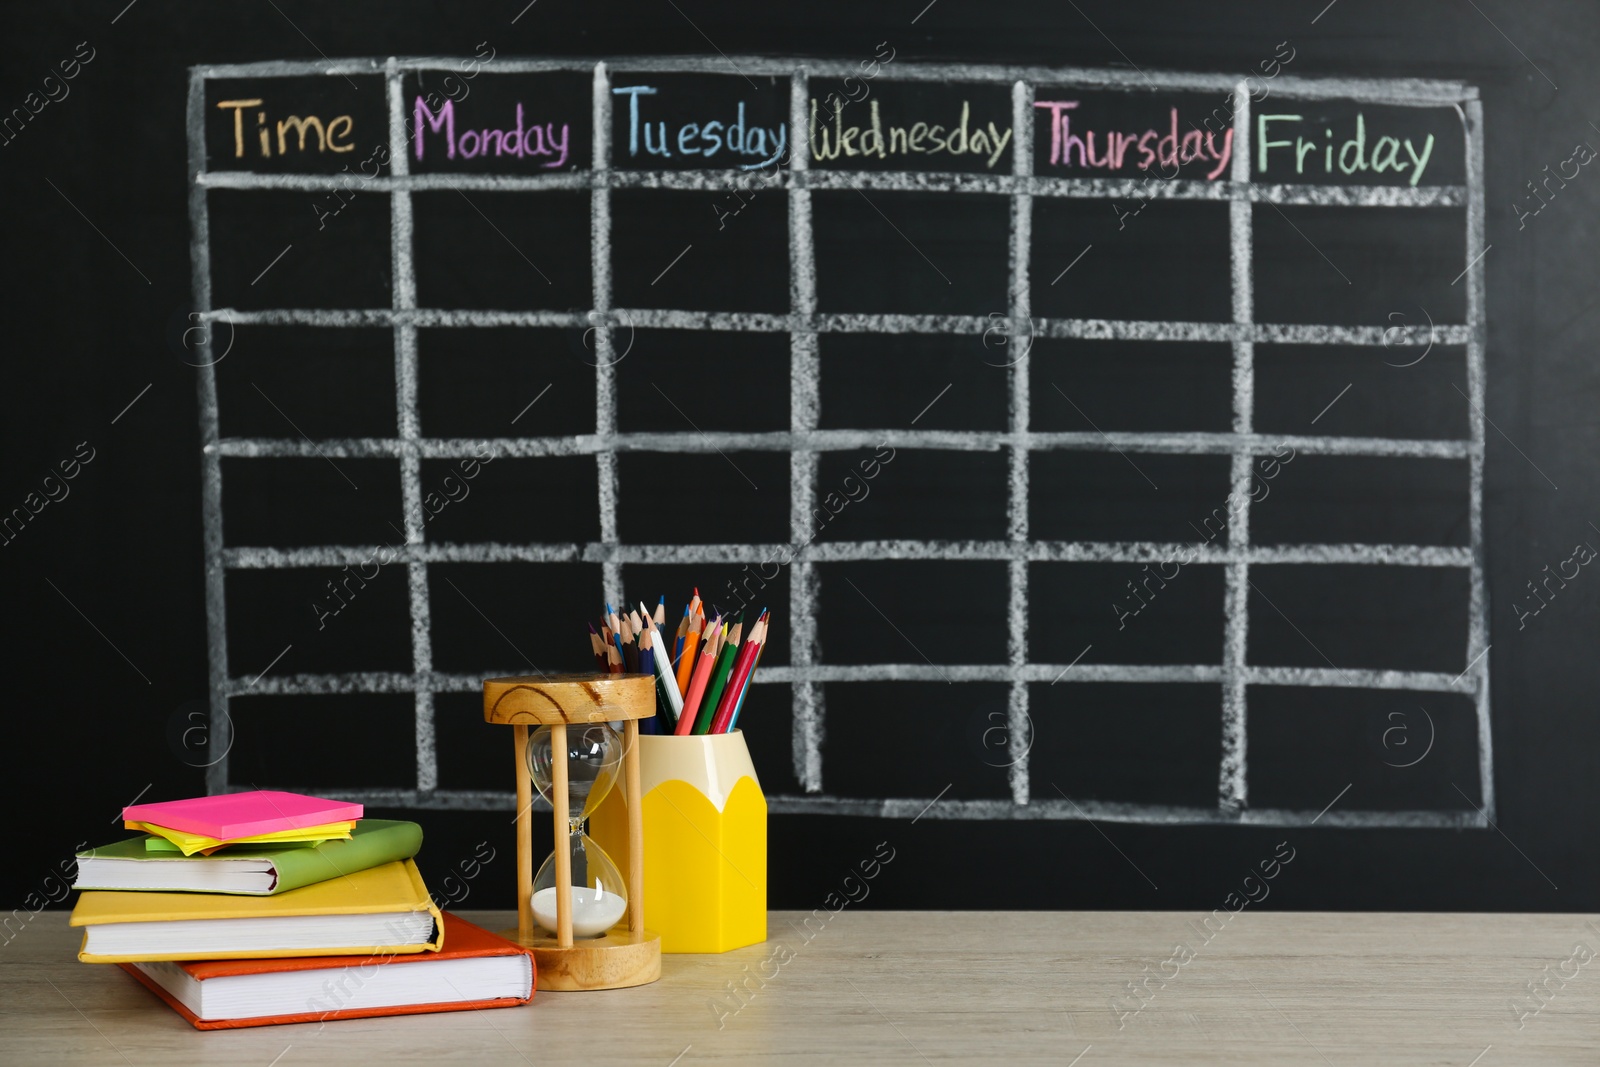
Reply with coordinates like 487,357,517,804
69,790,534,1029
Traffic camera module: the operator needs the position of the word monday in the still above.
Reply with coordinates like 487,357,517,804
413,98,571,167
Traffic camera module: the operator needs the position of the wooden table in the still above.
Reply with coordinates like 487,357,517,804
4,909,1597,1064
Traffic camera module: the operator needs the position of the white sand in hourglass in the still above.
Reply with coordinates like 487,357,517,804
532,885,627,938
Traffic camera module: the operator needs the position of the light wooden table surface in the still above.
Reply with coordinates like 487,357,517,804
4,909,1597,1064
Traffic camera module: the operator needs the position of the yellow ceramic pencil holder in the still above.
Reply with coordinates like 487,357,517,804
591,730,767,954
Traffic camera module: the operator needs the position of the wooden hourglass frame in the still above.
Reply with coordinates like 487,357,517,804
482,673,661,990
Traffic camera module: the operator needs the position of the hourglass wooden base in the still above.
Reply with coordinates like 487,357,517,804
504,926,662,991
483,672,664,992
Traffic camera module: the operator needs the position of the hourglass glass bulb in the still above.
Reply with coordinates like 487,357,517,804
531,831,627,938
524,720,623,825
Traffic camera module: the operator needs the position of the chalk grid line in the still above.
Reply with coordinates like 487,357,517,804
189,70,232,797
789,68,824,793
190,58,1491,826
1221,80,1253,814
1007,78,1034,805
198,168,1468,207
199,309,1475,347
386,58,437,793
593,63,623,608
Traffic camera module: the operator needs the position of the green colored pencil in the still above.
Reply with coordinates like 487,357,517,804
694,615,744,734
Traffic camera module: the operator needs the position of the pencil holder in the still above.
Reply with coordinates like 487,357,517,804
591,730,766,954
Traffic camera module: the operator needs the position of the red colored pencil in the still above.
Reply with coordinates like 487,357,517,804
728,615,772,731
709,611,766,734
676,614,723,732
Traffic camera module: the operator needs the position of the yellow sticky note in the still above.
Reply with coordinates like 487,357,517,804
127,820,356,856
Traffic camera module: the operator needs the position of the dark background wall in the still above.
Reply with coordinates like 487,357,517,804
3,0,1596,914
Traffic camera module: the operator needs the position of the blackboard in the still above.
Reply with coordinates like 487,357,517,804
5,0,1598,916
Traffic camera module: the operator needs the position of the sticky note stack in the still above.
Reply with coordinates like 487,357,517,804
68,790,535,1028
123,789,364,855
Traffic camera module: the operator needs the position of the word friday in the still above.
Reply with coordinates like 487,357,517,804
413,98,570,166
612,85,785,167
1258,113,1436,185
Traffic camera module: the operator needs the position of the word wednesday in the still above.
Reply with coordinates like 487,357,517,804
811,98,1011,168
413,97,571,167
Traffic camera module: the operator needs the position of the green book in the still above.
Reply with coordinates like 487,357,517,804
72,819,423,896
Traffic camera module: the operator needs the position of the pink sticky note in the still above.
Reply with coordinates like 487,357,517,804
123,791,363,840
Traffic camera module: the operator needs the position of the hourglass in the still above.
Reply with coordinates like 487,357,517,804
527,721,626,937
482,673,661,990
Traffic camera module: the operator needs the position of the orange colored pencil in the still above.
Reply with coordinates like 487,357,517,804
675,614,704,694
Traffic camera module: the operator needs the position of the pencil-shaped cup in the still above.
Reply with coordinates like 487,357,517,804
591,730,766,954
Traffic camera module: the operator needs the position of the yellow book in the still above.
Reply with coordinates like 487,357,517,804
126,820,356,856
71,859,443,963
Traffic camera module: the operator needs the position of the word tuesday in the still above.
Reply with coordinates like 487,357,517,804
613,85,785,167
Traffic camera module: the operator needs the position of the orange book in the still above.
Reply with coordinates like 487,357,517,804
119,912,534,1030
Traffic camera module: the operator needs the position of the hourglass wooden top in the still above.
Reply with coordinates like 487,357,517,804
482,673,656,725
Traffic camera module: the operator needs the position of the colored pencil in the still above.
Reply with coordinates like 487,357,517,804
605,603,626,664
710,611,766,734
727,615,771,731
675,615,722,734
615,612,635,672
695,616,743,734
638,629,674,731
687,620,728,734
591,592,770,732
639,602,684,723
675,612,704,694
673,606,689,668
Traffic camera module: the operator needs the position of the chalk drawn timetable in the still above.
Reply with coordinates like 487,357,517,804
188,57,1490,828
